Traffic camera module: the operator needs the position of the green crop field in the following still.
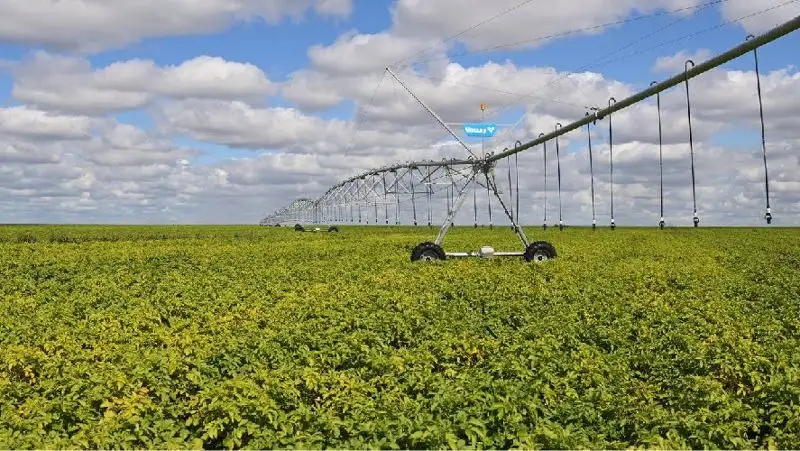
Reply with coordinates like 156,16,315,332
1,225,799,448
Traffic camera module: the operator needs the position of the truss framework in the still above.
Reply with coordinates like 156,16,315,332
260,158,491,226
261,15,800,259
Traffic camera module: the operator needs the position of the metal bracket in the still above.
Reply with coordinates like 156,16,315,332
485,171,530,248
433,166,481,245
431,156,530,249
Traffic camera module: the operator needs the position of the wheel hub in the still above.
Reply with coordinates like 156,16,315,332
420,251,439,261
532,251,550,261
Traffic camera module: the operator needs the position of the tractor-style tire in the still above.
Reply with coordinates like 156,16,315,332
411,242,446,262
523,241,557,262
294,224,305,232
328,226,339,233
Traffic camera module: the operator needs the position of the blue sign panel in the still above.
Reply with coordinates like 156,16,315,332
464,123,497,137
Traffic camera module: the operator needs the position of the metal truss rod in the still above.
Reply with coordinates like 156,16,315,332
385,66,479,160
434,169,481,245
486,172,530,247
487,14,800,164
320,159,474,198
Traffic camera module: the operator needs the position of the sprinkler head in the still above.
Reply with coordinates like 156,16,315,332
693,216,700,227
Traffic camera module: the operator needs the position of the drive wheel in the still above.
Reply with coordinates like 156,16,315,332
411,242,446,262
524,241,557,262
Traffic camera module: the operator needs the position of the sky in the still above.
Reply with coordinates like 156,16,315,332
0,0,798,225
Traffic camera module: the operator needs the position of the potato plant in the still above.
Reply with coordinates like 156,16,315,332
1,225,798,448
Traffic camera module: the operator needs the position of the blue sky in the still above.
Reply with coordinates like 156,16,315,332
2,1,795,141
0,0,798,225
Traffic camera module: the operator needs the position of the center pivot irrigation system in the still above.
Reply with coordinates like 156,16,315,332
261,14,800,262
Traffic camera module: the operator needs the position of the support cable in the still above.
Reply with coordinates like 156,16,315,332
425,167,433,227
478,0,726,131
555,123,564,231
483,4,711,162
346,69,387,158
264,11,800,227
385,67,478,159
450,180,456,227
383,173,389,225
411,169,418,226
651,81,666,230
473,186,478,228
486,174,494,229
488,11,800,163
541,133,548,230
395,174,401,225
426,167,433,227
444,185,452,226
608,97,617,230
585,111,597,230
411,75,592,112
684,60,700,228
486,172,527,244
515,140,521,226
476,0,721,150
372,175,378,224
594,0,799,68
481,0,789,139
747,34,773,224
392,0,542,67
407,0,731,66
507,153,515,230
433,170,481,245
